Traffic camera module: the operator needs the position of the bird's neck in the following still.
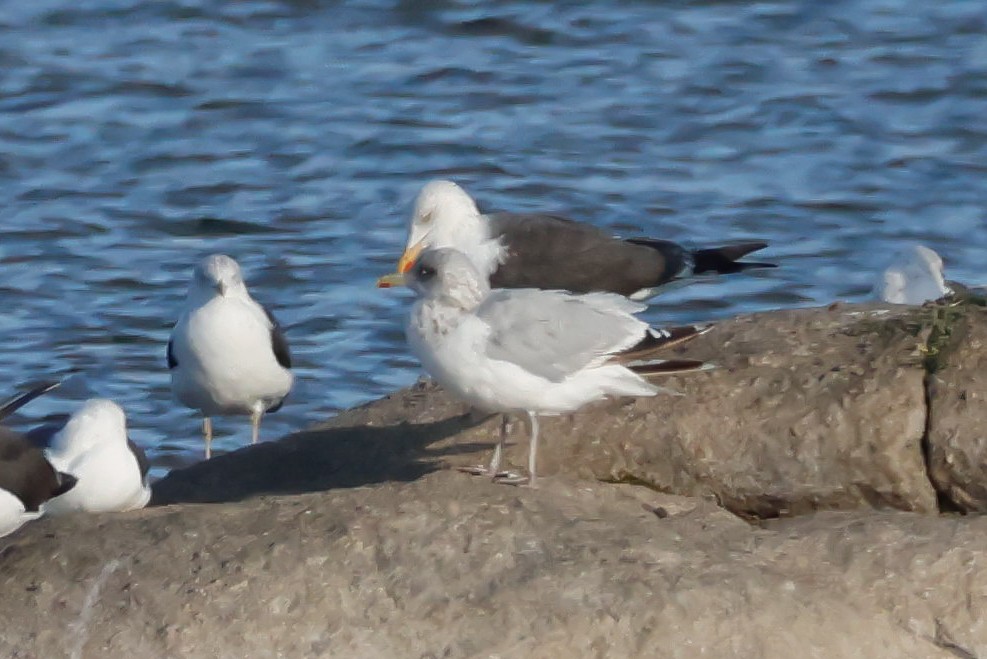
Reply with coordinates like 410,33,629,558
186,285,253,312
413,298,469,338
432,213,506,277
414,271,488,335
52,425,120,458
475,236,509,276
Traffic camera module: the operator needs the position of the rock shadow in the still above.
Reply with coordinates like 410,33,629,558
151,412,489,505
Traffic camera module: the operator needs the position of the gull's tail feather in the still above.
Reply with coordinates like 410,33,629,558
691,242,775,275
611,324,713,365
628,359,715,378
0,381,62,423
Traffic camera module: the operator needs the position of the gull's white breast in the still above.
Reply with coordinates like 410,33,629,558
171,296,293,416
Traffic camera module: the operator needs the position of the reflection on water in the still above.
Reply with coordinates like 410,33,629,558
0,0,984,474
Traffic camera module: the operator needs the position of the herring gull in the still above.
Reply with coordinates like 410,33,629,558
379,248,714,486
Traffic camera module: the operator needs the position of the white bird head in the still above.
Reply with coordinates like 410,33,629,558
191,254,247,300
876,245,951,305
50,399,128,457
396,180,485,274
407,248,490,311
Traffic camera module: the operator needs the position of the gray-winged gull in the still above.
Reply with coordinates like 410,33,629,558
379,247,714,486
378,180,774,299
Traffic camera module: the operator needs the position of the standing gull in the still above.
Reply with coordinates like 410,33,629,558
33,399,151,514
169,254,293,459
378,180,774,299
0,382,78,537
379,248,714,486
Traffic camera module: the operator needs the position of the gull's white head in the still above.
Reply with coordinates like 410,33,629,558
407,248,490,311
191,254,247,300
51,399,128,456
397,180,485,274
877,245,951,305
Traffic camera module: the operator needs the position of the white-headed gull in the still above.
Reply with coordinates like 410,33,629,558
378,179,773,300
379,247,714,486
169,254,293,459
40,399,150,515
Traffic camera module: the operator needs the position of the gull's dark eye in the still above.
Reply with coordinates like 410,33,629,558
416,263,437,280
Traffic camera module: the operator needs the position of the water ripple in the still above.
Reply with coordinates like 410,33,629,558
0,0,984,476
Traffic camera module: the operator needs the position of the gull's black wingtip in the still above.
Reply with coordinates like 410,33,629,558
53,471,79,497
612,323,713,365
0,380,62,422
628,359,714,377
692,242,776,275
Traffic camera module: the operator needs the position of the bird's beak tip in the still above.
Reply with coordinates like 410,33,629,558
376,273,406,288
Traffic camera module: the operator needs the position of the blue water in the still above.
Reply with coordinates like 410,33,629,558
0,0,985,475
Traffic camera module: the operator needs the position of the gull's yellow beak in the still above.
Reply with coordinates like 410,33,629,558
396,239,426,274
376,272,407,288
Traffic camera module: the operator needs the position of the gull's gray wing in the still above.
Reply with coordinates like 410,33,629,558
485,212,675,295
474,289,647,382
262,306,292,370
486,212,773,296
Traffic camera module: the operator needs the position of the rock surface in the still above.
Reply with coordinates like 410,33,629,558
926,302,987,511
2,473,987,658
160,302,945,517
2,300,987,658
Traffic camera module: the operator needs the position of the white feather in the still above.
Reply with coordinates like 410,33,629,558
406,249,662,417
876,245,951,305
43,399,150,515
0,488,41,538
404,180,507,278
170,255,292,417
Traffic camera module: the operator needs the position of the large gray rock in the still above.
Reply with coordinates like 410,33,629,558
157,303,939,517
926,303,987,511
1,473,985,658
4,301,987,657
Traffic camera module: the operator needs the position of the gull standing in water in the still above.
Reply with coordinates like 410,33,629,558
0,382,78,537
33,399,151,514
169,254,293,459
379,248,713,487
378,180,774,300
